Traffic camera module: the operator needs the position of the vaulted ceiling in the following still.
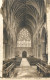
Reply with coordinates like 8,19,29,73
10,0,46,33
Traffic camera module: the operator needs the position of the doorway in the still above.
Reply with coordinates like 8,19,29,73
22,51,27,58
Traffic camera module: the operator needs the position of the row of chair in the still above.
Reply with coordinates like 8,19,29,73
3,63,15,77
36,63,50,77
27,57,41,65
3,57,22,77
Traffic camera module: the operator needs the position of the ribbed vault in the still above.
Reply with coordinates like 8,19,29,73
10,0,46,34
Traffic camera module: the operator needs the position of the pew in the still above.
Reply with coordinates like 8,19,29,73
3,63,15,77
14,57,22,66
27,57,41,65
36,63,50,77
3,62,12,70
3,57,22,77
3,58,17,77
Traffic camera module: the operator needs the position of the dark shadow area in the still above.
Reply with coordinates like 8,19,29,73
22,51,27,58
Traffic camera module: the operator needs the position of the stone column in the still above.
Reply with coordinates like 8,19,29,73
12,47,15,58
38,45,41,59
41,41,46,61
35,45,36,58
5,44,7,60
10,46,12,59
11,47,13,58
34,46,36,57
36,45,37,58
36,43,39,59
33,47,34,56
8,45,10,59
47,6,50,65
3,44,6,60
0,14,3,77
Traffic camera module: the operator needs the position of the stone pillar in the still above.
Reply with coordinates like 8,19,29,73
36,45,37,58
33,48,35,56
35,43,36,58
10,46,12,59
35,40,37,58
6,44,10,59
38,45,41,59
34,46,36,57
8,45,10,59
47,6,50,65
9,46,11,59
41,41,46,61
11,46,15,58
36,45,38,58
0,14,3,77
12,47,14,58
3,44,6,60
12,47,15,58
5,44,7,60
11,47,13,58
33,47,34,57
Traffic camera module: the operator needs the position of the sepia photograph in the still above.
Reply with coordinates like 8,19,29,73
0,0,50,79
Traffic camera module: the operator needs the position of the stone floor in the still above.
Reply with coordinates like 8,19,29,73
20,58,30,66
10,58,43,78
13,66,43,78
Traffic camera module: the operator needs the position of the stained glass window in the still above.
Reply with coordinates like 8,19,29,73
17,28,31,47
